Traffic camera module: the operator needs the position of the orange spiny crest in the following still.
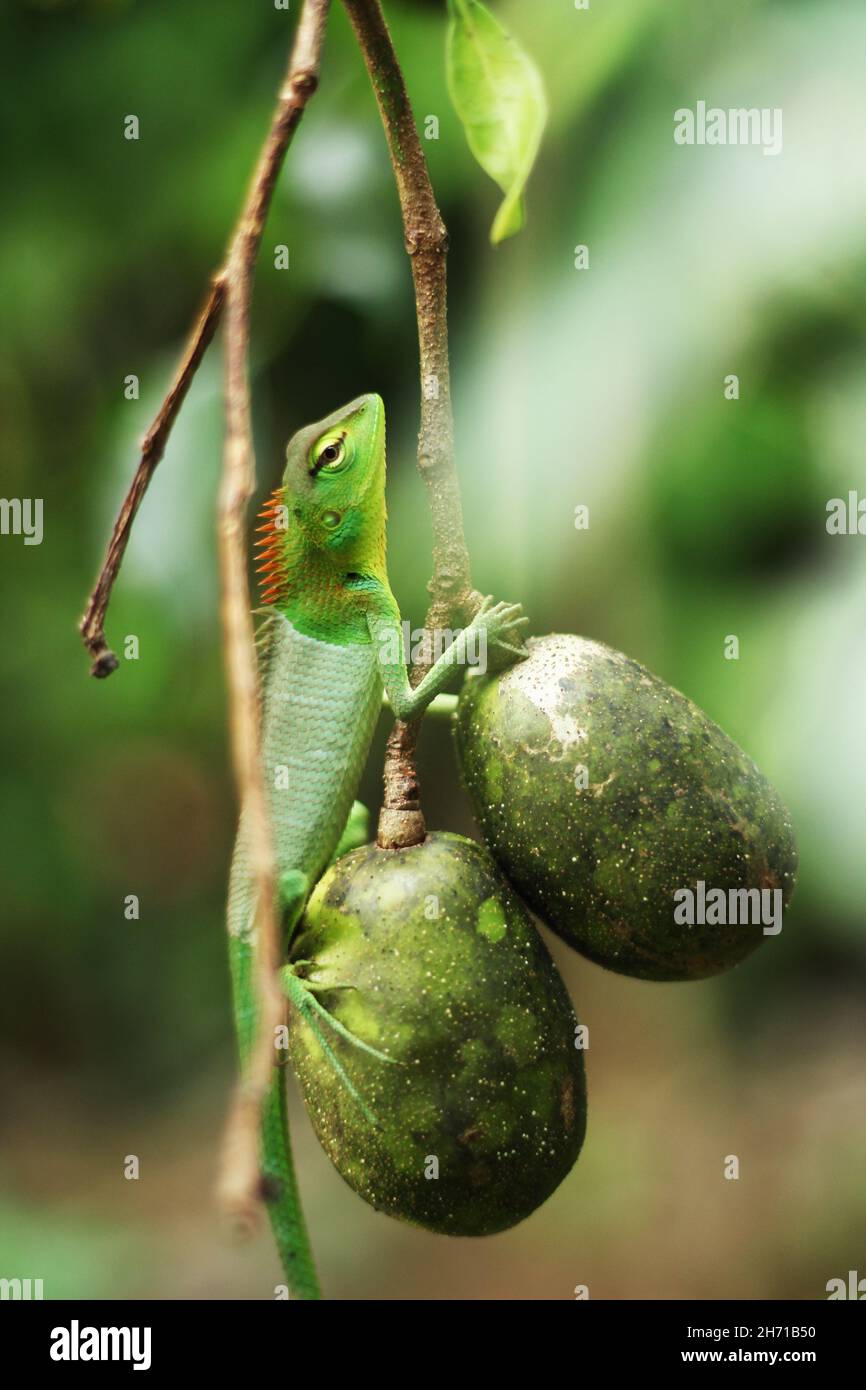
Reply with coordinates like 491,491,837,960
254,485,288,605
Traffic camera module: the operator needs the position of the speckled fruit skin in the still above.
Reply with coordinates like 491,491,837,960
287,832,586,1236
454,635,798,982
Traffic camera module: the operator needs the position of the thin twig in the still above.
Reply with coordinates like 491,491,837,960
342,0,481,848
78,7,329,679
80,280,226,676
214,0,332,1233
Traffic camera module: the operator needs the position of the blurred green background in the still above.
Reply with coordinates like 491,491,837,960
1,0,865,1300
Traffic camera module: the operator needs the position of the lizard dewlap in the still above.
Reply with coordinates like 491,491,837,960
287,832,586,1236
454,634,798,981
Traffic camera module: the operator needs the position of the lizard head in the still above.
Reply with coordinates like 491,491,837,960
255,394,387,605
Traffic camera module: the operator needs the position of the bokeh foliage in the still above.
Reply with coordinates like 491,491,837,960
1,0,865,1299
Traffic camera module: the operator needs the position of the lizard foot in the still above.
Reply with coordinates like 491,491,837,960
280,966,396,1128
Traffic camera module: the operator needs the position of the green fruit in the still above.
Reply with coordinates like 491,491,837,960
288,832,586,1236
455,635,798,981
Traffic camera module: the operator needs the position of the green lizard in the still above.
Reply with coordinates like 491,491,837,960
227,392,526,1299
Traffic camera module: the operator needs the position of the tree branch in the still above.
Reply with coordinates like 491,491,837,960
212,0,331,1236
78,5,328,679
79,0,330,1240
341,0,481,849
79,279,226,676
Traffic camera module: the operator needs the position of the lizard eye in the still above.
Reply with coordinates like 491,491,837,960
313,436,347,473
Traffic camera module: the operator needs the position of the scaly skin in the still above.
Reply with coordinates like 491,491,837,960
227,393,526,1298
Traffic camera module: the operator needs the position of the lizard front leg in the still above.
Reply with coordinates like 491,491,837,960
364,587,528,722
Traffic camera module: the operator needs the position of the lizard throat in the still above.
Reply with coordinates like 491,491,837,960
253,485,386,643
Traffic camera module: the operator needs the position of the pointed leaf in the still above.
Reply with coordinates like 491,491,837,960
446,0,547,244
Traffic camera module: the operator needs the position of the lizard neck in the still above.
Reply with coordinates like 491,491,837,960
277,533,387,645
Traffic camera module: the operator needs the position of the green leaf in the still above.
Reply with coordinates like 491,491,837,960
445,0,548,244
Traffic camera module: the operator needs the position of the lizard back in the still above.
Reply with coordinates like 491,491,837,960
228,613,382,942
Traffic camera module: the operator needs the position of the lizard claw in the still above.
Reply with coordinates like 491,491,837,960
470,596,529,670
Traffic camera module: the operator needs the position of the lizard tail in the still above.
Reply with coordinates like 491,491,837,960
229,928,321,1300
261,1066,321,1300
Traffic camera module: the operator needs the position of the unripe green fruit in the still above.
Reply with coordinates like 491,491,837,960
288,832,586,1236
455,635,798,982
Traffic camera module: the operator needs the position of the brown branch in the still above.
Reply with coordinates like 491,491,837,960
342,0,481,849
79,279,226,676
213,0,331,1234
80,0,329,1259
342,0,477,628
78,7,328,679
